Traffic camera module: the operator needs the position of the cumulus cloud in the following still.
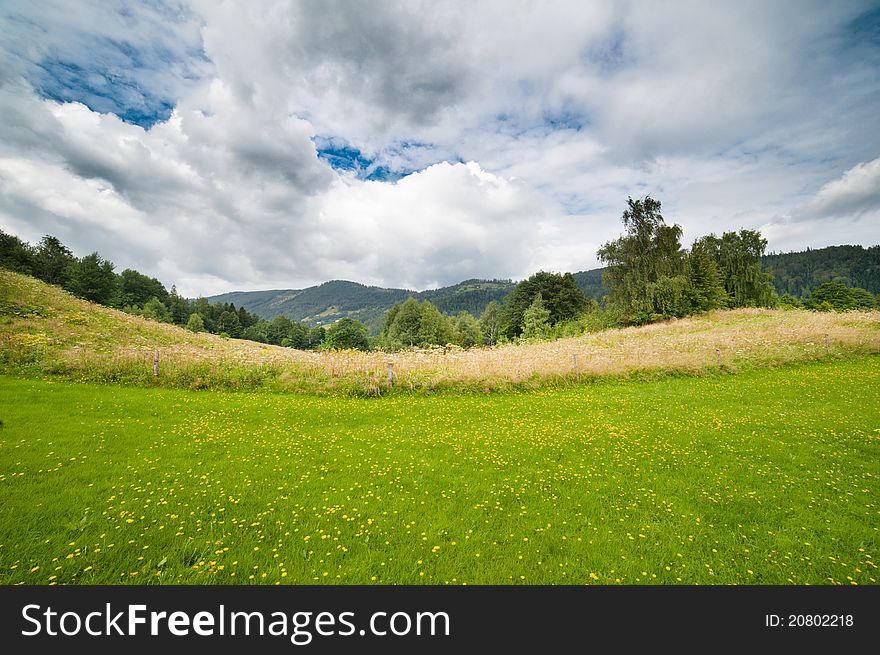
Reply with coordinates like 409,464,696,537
797,157,880,220
0,1,878,296
758,156,880,252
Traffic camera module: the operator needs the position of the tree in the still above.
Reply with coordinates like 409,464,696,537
167,286,190,324
35,235,74,286
479,301,501,345
186,313,206,332
807,282,876,311
499,271,589,337
697,230,776,307
66,253,118,305
267,316,294,345
119,269,168,308
217,310,242,337
454,311,482,348
685,240,728,313
325,318,370,350
597,196,686,321
418,301,456,346
385,298,423,346
521,293,551,338
307,326,325,349
0,229,37,274
141,297,172,323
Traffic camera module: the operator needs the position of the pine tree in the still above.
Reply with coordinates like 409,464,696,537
522,293,551,338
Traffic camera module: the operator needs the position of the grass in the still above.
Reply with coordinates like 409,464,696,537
0,355,877,585
3,269,880,395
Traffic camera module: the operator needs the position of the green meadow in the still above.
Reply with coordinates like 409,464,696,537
1,356,877,585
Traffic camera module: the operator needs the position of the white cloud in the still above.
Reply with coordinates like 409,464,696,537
797,156,880,220
0,1,878,296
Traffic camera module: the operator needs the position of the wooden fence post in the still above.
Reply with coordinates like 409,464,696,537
153,350,159,378
824,333,829,348
387,362,393,388
715,348,721,366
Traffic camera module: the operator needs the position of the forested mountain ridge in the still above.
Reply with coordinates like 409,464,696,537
209,244,878,332
763,245,880,298
210,279,515,334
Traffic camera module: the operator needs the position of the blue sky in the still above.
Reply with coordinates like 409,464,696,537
0,0,878,295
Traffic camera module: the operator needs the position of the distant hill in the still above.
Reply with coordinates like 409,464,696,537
208,244,879,333
763,245,880,297
210,278,516,334
571,245,880,303
573,268,608,301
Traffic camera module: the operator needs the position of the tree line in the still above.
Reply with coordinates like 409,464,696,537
763,244,880,298
0,230,331,349
597,197,878,322
3,198,876,355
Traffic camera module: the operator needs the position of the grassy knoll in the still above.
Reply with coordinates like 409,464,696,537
3,269,880,395
1,356,877,585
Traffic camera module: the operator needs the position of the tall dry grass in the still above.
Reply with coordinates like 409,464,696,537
2,269,879,394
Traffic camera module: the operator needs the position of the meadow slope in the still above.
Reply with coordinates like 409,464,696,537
2,269,879,395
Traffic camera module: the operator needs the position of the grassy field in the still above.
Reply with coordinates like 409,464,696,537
3,269,880,395
1,356,877,585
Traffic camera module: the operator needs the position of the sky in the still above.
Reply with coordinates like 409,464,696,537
0,0,879,297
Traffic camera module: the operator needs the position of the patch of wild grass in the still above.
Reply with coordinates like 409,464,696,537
2,269,879,395
0,356,877,585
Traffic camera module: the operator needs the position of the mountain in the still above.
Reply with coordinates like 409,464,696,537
207,244,880,334
210,278,515,334
763,245,880,298
572,268,608,300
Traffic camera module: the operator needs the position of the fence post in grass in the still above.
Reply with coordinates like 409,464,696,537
572,354,580,381
824,333,829,348
153,350,159,378
387,362,393,388
715,348,721,366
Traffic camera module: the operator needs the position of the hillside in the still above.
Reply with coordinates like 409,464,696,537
764,244,880,297
210,278,515,333
206,245,878,329
572,268,607,300
3,269,879,395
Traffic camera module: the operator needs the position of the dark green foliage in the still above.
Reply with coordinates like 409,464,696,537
186,313,205,332
141,297,172,323
571,268,608,302
418,302,456,346
0,230,325,347
0,229,37,274
806,282,877,311
685,240,728,312
479,301,501,346
454,312,482,348
324,317,370,350
35,236,75,286
379,298,463,349
209,279,515,335
385,298,423,346
307,326,325,349
419,280,514,316
499,271,589,337
521,293,551,338
763,245,880,297
779,293,803,308
119,269,168,308
65,252,118,305
167,286,190,324
217,310,242,337
696,230,776,307
597,197,687,322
